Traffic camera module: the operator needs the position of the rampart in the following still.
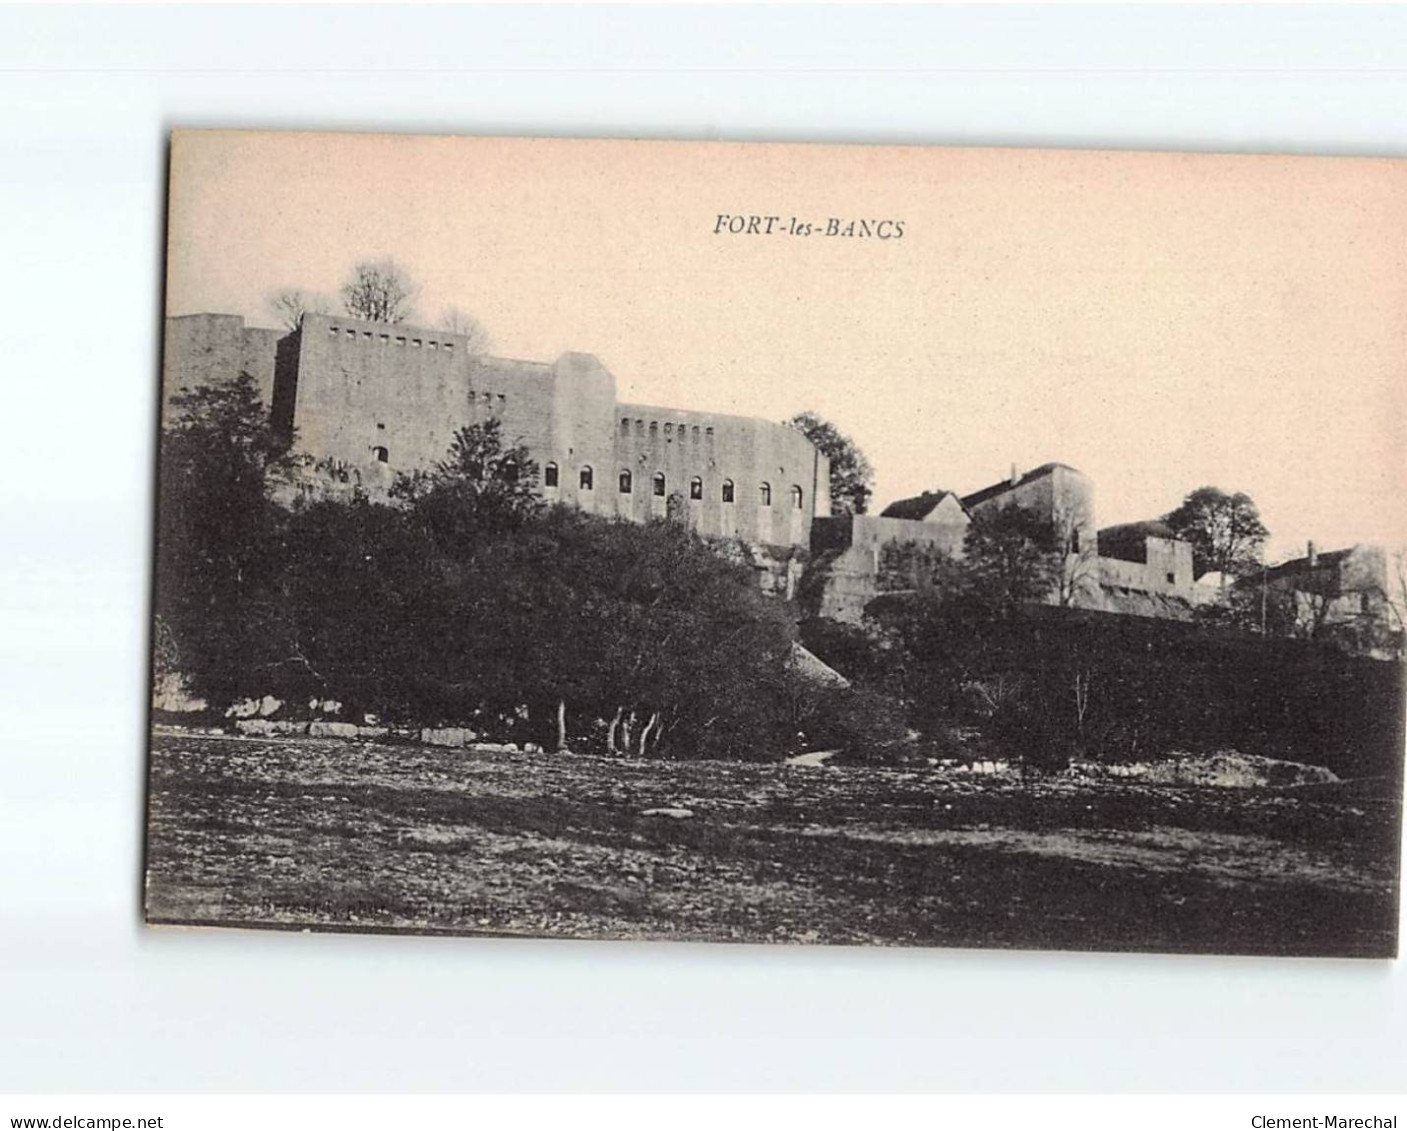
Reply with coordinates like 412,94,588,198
163,311,828,552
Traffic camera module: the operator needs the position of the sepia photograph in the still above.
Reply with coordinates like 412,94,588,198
146,129,1405,958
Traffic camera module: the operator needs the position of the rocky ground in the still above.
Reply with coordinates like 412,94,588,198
144,731,1403,956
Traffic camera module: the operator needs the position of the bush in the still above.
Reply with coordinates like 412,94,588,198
800,685,910,763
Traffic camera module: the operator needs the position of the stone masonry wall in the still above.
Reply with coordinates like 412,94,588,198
166,311,826,552
162,313,282,411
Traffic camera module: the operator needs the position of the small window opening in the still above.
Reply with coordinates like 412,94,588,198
412,339,422,348
395,336,406,346
653,472,667,497
759,482,772,507
690,477,703,501
791,485,803,510
373,446,389,463
329,325,339,336
580,466,594,491
619,470,633,494
345,328,356,338
1167,572,1176,584
544,462,559,488
379,333,390,344
722,479,735,504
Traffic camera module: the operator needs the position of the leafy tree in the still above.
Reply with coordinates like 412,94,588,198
341,259,417,324
155,371,301,706
1165,486,1268,582
961,505,1059,614
154,399,867,759
497,512,797,758
785,411,875,515
391,419,543,542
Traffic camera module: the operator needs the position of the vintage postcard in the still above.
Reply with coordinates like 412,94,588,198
147,130,1405,956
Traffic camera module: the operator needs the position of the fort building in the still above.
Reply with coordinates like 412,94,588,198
164,312,1397,655
164,312,830,559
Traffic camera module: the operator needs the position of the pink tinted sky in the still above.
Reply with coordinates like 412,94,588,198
167,131,1406,561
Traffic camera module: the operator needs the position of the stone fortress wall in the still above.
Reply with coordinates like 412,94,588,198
163,312,829,553
163,313,283,409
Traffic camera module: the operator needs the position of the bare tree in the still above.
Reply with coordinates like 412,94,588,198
438,307,492,354
265,288,326,332
1051,495,1100,607
1388,547,1407,632
1292,570,1338,641
341,260,417,324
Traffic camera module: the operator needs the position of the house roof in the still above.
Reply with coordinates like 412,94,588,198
960,462,1078,509
1098,520,1180,564
1255,546,1355,583
879,489,963,521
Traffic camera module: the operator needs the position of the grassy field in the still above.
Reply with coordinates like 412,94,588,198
144,731,1403,956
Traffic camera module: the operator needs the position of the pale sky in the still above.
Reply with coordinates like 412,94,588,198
167,131,1406,561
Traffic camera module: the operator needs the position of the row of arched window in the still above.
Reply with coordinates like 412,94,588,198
621,418,714,443
544,463,802,507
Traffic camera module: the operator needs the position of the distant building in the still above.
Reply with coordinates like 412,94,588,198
809,491,970,621
808,463,1104,619
959,462,1095,547
1093,519,1218,618
1241,543,1402,659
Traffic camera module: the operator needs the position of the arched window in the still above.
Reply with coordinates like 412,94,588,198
649,422,658,438
619,469,632,494
759,482,772,507
791,485,803,510
579,466,594,491
652,472,667,497
621,417,632,435
373,446,389,464
635,419,644,435
689,476,703,501
544,462,559,488
664,423,673,437
721,479,735,504
691,426,700,443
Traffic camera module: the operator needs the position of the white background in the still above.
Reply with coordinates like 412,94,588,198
1,4,1404,1094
